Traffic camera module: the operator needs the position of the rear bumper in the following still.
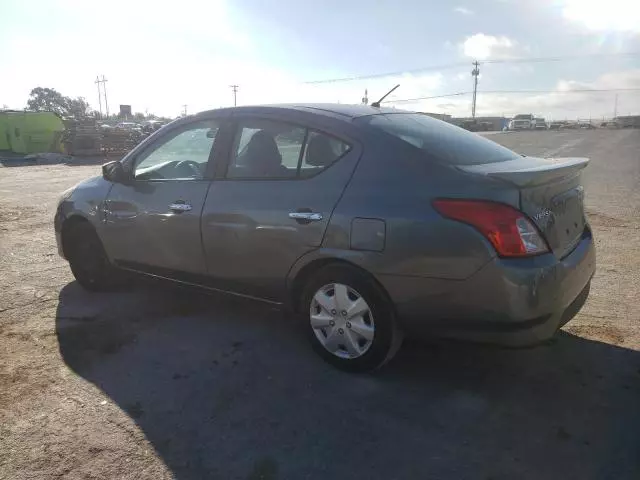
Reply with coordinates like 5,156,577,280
379,228,596,347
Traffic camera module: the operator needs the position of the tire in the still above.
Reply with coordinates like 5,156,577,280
300,264,403,373
66,221,123,292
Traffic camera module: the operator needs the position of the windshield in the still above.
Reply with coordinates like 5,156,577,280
356,113,518,165
514,114,533,120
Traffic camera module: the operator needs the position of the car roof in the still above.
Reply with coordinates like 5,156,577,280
195,103,404,121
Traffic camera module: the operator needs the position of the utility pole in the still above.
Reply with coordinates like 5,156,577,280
471,61,480,119
230,84,239,106
362,89,369,105
182,105,188,116
94,76,103,119
101,75,109,118
613,93,618,119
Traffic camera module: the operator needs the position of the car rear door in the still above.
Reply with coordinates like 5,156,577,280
201,112,362,301
102,116,226,276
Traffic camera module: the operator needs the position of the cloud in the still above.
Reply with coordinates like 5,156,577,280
562,0,640,33
598,69,640,88
461,33,517,60
454,6,473,15
385,69,640,119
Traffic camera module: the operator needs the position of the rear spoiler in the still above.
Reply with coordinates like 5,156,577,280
456,157,589,188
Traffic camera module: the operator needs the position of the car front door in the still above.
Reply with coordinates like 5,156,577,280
102,118,224,276
201,114,362,302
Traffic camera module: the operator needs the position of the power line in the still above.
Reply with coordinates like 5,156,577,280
385,92,470,104
480,88,640,94
484,51,640,65
303,62,468,84
302,51,640,85
384,87,640,104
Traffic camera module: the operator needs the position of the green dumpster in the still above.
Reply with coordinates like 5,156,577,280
0,111,65,154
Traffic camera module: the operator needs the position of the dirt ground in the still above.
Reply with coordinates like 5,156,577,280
1,129,639,480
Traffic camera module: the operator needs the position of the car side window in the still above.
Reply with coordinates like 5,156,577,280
226,119,350,180
134,121,219,181
227,120,305,179
299,131,350,178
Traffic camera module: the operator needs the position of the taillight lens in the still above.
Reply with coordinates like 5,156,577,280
433,199,549,257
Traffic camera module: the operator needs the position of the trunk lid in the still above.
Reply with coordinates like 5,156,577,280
458,156,589,258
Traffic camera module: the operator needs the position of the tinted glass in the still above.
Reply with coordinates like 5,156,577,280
357,113,518,165
227,121,305,179
226,120,350,179
134,121,218,180
299,131,350,178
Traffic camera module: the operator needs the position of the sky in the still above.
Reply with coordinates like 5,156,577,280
1,0,639,119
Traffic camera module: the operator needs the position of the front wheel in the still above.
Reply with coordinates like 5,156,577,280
301,265,403,372
66,222,124,292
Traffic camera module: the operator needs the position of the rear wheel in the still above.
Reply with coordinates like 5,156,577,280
300,265,402,372
65,221,123,292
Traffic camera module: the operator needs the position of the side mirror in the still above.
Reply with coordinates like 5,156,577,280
102,161,128,184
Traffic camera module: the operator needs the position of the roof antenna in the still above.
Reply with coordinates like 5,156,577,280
371,84,400,108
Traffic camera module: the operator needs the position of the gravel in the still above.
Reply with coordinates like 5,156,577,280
1,129,639,480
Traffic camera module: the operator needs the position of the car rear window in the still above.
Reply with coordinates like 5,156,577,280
356,113,518,165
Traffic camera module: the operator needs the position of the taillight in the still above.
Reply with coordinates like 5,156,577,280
433,199,549,257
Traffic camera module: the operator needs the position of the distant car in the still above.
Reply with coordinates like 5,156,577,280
534,118,547,130
549,122,563,130
141,121,166,135
579,122,595,129
511,114,535,130
461,120,491,132
115,122,142,131
54,104,595,372
143,120,165,130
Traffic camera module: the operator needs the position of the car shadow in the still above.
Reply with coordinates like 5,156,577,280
56,282,640,480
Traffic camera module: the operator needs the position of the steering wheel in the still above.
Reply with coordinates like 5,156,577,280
175,160,201,178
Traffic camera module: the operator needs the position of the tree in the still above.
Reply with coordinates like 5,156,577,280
66,97,91,119
133,112,146,121
26,87,92,119
26,87,68,116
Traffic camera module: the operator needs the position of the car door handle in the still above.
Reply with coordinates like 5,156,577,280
289,212,323,221
169,202,192,212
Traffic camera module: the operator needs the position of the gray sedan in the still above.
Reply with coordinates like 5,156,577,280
55,104,596,372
